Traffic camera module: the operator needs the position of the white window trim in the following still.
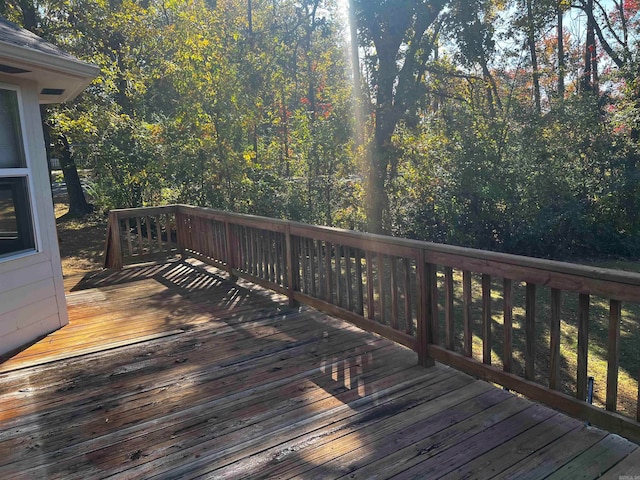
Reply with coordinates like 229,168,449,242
0,82,42,262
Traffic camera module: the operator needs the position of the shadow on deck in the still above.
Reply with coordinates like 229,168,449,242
0,259,639,479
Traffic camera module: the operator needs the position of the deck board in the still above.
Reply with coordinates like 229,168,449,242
0,259,637,479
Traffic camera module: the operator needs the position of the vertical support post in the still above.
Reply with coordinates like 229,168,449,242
285,225,298,307
106,211,123,270
416,250,434,367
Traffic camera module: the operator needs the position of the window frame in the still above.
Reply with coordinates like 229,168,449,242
0,82,41,261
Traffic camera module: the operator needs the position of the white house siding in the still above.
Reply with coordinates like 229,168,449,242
0,81,68,357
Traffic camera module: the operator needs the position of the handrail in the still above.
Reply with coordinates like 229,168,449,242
103,204,640,443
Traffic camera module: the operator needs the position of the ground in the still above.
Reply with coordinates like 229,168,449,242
55,200,107,275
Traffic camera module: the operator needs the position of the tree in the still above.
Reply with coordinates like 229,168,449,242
354,0,448,233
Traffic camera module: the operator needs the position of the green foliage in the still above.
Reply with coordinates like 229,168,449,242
7,0,640,260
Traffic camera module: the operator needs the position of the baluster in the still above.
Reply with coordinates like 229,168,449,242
275,232,283,285
444,267,454,350
482,274,491,365
390,257,399,330
428,263,439,345
366,251,374,320
525,282,536,381
136,217,143,255
607,299,621,411
549,288,562,390
637,370,640,422
577,293,590,401
355,249,364,316
463,271,472,357
301,237,308,293
503,278,513,371
325,242,333,303
145,216,152,253
377,253,386,323
126,218,133,256
345,246,353,311
309,238,316,296
403,258,413,335
156,215,163,252
267,231,274,282
336,245,342,307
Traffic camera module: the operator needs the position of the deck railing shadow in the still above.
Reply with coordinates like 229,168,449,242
103,204,640,443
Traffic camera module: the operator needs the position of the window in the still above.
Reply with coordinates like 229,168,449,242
0,86,36,258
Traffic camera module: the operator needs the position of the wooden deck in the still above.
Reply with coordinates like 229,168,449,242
1,259,639,479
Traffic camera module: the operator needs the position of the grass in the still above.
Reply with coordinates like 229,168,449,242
434,268,640,419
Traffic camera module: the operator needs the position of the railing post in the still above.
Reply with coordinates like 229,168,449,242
285,224,299,307
224,220,237,282
416,250,434,367
108,211,123,270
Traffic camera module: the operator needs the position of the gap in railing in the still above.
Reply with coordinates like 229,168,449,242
120,213,178,259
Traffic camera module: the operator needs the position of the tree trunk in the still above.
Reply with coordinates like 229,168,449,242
348,0,365,147
57,135,93,216
557,1,564,102
366,48,398,234
582,0,596,92
527,0,541,113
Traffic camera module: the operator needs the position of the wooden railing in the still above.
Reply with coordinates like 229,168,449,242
104,205,640,443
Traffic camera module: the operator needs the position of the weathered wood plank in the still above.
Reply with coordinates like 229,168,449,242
392,404,557,479
228,380,499,480
440,413,584,480
545,434,638,480
1,258,637,480
340,395,533,480
493,425,608,480
600,446,640,479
